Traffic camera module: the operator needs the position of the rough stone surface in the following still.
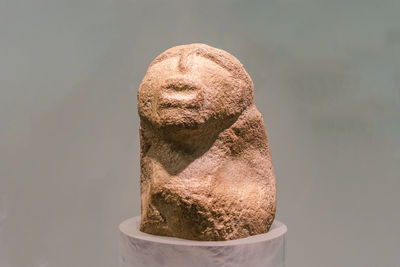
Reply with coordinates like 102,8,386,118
138,43,276,241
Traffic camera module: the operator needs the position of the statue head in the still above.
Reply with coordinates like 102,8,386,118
138,44,254,142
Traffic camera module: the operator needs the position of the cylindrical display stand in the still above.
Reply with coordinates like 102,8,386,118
119,216,287,267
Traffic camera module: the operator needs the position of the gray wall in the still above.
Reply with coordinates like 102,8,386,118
1,0,399,266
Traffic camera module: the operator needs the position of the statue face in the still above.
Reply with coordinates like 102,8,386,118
138,53,248,129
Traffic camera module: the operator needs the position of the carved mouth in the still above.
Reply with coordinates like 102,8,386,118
158,96,200,109
158,78,202,109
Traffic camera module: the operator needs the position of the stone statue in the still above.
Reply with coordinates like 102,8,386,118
138,43,276,241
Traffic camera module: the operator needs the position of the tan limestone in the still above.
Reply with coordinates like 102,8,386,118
138,43,276,241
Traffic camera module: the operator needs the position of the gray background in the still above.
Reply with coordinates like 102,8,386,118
0,0,399,266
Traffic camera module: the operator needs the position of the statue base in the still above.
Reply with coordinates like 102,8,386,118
119,216,287,267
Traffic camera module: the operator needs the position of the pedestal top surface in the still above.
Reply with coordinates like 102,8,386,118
120,216,287,247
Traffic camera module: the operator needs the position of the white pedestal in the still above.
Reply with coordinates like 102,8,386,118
119,216,287,267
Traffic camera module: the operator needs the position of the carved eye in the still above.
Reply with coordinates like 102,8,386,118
162,78,200,92
166,84,196,91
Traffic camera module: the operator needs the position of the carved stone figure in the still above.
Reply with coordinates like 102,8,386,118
138,43,276,241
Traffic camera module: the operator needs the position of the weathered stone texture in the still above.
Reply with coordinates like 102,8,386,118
138,43,276,241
